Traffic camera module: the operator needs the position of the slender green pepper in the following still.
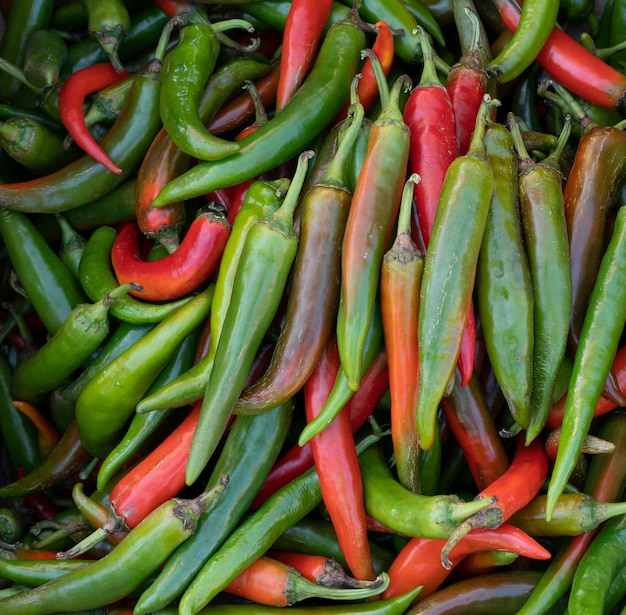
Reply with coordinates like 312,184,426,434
0,555,89,587
0,480,227,615
78,225,192,324
337,66,411,392
22,29,68,89
477,120,533,429
0,208,87,335
185,152,312,486
178,428,386,615
55,214,86,280
359,440,495,538
509,114,572,445
81,0,131,72
151,9,365,207
547,204,626,519
11,284,136,403
415,96,496,451
75,285,214,459
133,400,293,613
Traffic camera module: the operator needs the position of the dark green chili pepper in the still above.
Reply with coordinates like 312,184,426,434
0,0,54,104
55,214,86,280
477,120,533,429
358,440,495,538
509,113,572,446
83,73,135,129
81,0,131,72
11,283,137,404
0,509,25,543
159,19,252,162
0,353,40,475
415,96,496,451
0,58,163,213
0,208,87,335
95,326,201,491
75,284,214,460
151,10,365,208
0,555,89,587
568,512,626,614
0,479,227,615
0,116,82,176
0,103,63,135
133,399,293,614
177,428,386,615
546,204,626,520
78,225,192,324
185,151,312,486
22,29,68,89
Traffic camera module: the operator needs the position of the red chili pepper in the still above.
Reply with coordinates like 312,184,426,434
151,0,187,17
276,0,334,112
382,523,551,601
491,0,626,109
110,211,230,302
58,63,129,175
440,434,549,568
249,350,389,510
304,337,376,581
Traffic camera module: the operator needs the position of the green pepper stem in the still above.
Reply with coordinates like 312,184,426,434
544,115,571,171
272,150,315,224
211,18,255,35
0,58,43,96
361,48,390,109
397,174,420,237
537,79,595,134
415,26,441,87
154,16,186,63
56,527,110,560
466,94,499,160
286,569,389,604
242,80,269,127
507,112,531,161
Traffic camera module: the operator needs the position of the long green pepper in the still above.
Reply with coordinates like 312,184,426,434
416,95,496,450
185,151,313,486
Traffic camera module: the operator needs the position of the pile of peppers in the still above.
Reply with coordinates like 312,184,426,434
1,0,626,612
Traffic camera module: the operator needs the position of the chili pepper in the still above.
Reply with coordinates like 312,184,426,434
83,73,135,131
0,353,40,476
54,215,85,281
0,56,163,213
151,9,364,207
159,18,252,162
11,401,59,460
95,326,200,491
440,371,509,490
0,116,82,176
22,29,67,90
78,225,192,324
487,0,559,84
58,63,129,175
546,204,626,519
184,151,312,486
176,426,386,615
449,549,519,581
440,434,548,568
380,174,423,493
133,400,292,613
0,479,227,614
382,523,550,601
0,208,87,335
477,120,533,430
235,88,364,414
275,0,333,112
337,63,411,392
251,350,389,509
11,283,136,404
508,114,572,444
111,209,230,302
75,284,213,460
491,0,626,110
415,95,496,451
0,554,90,587
82,0,131,70
304,336,375,581
518,411,626,614
0,0,53,104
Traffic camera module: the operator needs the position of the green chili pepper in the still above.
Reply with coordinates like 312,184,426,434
415,95,496,451
74,285,214,459
178,427,387,615
0,479,227,615
546,204,626,520
477,120,533,429
358,440,495,538
0,509,25,543
78,225,192,324
55,214,86,280
0,208,87,335
151,10,364,208
81,0,131,72
184,151,312,486
133,399,293,613
22,29,68,89
0,555,89,588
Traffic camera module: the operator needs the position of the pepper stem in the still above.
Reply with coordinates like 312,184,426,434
0,58,43,96
361,48,390,109
537,79,595,134
153,16,186,63
56,527,110,559
272,150,315,224
397,174,420,237
466,94,499,159
415,26,441,87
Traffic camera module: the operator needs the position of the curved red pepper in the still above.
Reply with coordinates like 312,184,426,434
492,0,626,110
110,210,230,302
58,63,129,175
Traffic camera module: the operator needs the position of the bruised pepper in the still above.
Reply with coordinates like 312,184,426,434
415,95,497,451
